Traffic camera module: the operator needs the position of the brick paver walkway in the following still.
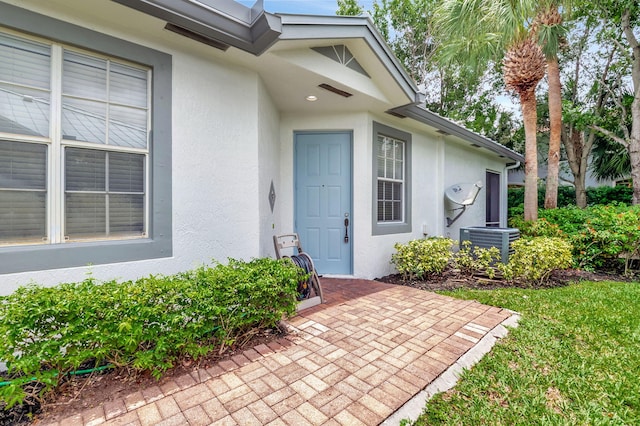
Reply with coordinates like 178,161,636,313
39,279,514,426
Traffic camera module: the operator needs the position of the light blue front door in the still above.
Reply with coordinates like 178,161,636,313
295,132,352,275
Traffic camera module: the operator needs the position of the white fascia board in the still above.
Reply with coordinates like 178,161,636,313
277,14,421,103
390,103,525,163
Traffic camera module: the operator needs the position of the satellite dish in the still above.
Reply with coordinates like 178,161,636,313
445,180,483,226
445,181,483,206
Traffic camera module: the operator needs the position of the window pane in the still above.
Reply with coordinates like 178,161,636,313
394,141,403,161
392,201,402,221
65,193,106,238
109,194,144,234
63,51,107,100
62,97,106,143
393,182,402,201
0,191,46,243
65,148,105,191
108,105,147,148
110,63,147,107
0,32,50,89
383,201,393,221
0,83,50,137
394,159,403,180
377,156,386,178
383,181,393,200
0,140,47,244
0,140,47,190
109,152,144,193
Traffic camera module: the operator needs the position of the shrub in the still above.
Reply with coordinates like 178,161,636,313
453,241,501,279
508,185,632,210
571,204,640,272
499,237,573,283
391,238,454,280
587,185,632,206
510,204,640,272
0,258,302,407
508,217,565,238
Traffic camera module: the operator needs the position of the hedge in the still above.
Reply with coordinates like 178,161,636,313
0,258,302,407
508,185,632,209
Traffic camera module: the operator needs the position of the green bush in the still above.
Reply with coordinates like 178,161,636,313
508,185,632,210
508,217,565,238
571,204,640,272
0,258,302,407
391,238,454,280
587,185,633,206
500,237,573,283
507,186,577,209
509,204,640,272
453,241,501,279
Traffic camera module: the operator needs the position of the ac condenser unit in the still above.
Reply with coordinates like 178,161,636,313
460,227,520,263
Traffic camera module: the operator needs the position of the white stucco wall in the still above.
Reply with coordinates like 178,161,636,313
257,78,282,258
1,0,266,294
443,141,510,240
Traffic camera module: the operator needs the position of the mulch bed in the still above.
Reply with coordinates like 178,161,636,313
2,325,288,425
375,268,634,292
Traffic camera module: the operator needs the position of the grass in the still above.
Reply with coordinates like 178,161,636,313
413,281,639,425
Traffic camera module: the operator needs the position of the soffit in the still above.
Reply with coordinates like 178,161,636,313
225,38,414,114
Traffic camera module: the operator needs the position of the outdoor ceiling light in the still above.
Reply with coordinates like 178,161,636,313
306,95,318,101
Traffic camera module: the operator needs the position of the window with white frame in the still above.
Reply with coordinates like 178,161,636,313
377,135,404,222
372,121,411,235
0,30,149,246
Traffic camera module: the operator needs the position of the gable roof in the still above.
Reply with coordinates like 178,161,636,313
112,0,523,163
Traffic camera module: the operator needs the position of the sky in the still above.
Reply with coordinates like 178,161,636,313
236,1,374,15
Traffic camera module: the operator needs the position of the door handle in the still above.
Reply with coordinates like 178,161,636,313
344,216,349,243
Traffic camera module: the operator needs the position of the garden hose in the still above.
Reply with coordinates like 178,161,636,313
0,363,115,388
283,253,315,300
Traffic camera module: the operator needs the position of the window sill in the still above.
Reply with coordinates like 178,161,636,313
0,237,171,274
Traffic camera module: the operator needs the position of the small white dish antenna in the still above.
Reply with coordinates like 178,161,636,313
445,180,483,226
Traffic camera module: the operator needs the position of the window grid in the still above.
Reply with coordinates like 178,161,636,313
0,28,150,246
377,135,404,223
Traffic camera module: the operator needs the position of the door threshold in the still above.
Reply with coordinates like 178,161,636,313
320,274,355,279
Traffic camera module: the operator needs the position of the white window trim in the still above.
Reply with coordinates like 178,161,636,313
1,30,151,246
377,135,406,224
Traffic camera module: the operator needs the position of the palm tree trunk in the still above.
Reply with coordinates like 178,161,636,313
521,88,539,221
545,57,562,209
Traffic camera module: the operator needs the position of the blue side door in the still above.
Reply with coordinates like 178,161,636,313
295,132,352,275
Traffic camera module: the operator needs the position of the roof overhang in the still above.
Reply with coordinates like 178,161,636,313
277,14,422,104
111,0,281,54
388,103,525,163
108,0,521,162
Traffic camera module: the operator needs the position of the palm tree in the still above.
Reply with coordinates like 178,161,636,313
435,0,546,221
533,4,569,209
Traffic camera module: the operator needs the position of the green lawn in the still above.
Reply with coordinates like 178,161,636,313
413,281,639,425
